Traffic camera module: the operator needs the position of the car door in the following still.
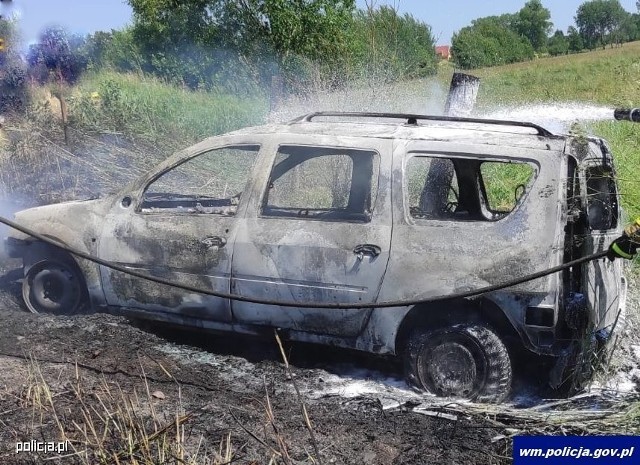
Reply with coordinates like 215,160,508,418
231,136,392,337
98,143,261,322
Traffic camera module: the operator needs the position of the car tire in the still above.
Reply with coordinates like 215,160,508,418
405,323,512,403
22,258,89,315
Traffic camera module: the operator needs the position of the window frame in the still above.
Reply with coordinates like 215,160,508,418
137,144,261,216
259,144,381,223
403,152,539,224
584,164,619,232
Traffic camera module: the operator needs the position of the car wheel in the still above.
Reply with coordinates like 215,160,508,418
405,323,512,403
22,259,88,315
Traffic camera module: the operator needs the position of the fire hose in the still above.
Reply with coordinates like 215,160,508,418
0,214,611,309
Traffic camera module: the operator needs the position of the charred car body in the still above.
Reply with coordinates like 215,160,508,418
5,112,627,402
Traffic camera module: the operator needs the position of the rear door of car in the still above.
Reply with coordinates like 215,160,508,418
580,141,627,331
378,139,565,312
98,138,262,322
230,134,393,337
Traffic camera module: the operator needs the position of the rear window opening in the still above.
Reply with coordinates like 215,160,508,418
406,155,536,222
585,166,618,231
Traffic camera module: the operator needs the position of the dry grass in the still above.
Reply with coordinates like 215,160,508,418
0,336,325,465
1,356,237,465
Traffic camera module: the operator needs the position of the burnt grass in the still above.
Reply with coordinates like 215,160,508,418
1,256,637,465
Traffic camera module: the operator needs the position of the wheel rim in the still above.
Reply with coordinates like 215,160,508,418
23,260,83,314
418,333,488,399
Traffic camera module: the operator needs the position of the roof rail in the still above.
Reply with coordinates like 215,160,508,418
291,111,554,137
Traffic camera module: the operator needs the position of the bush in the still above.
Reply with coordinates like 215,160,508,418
452,17,535,69
0,63,28,114
347,6,438,82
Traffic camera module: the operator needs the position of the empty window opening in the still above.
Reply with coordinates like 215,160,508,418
406,155,536,222
480,161,535,214
262,146,380,222
586,166,618,231
141,145,260,215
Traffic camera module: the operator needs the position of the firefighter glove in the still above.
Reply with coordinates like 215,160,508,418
607,218,640,260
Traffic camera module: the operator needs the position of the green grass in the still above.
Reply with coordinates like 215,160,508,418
592,120,640,221
481,162,534,212
470,41,640,108
69,71,269,146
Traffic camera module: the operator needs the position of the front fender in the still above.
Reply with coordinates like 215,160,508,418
8,198,113,308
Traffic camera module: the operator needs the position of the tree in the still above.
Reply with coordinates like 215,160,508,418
84,28,144,73
612,11,638,43
575,0,627,49
514,0,553,51
547,29,569,55
451,16,534,69
27,27,88,142
567,26,584,52
27,27,87,85
348,6,437,81
127,0,357,90
0,16,28,113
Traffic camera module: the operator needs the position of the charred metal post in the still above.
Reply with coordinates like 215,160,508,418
444,72,481,117
423,72,481,211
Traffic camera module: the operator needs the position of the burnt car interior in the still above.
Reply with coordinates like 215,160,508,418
559,152,620,340
586,165,618,231
407,155,535,221
262,145,379,222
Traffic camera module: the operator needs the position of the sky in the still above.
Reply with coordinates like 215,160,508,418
5,0,640,47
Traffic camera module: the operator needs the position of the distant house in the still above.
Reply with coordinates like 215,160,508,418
435,45,451,61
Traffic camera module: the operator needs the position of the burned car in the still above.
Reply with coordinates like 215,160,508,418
5,112,627,402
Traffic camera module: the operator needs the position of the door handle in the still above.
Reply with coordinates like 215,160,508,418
353,244,381,260
201,236,227,249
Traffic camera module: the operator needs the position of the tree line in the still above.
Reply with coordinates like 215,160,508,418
17,1,438,97
4,0,640,110
452,0,640,69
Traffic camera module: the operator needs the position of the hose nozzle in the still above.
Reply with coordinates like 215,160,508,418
614,108,640,122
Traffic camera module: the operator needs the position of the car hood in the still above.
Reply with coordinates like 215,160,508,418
7,197,114,243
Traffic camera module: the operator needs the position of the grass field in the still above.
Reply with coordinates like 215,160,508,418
472,41,640,107
70,71,269,146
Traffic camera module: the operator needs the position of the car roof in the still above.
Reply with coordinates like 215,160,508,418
225,112,568,153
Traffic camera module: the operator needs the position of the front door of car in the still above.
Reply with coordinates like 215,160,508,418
98,144,261,322
231,138,392,337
